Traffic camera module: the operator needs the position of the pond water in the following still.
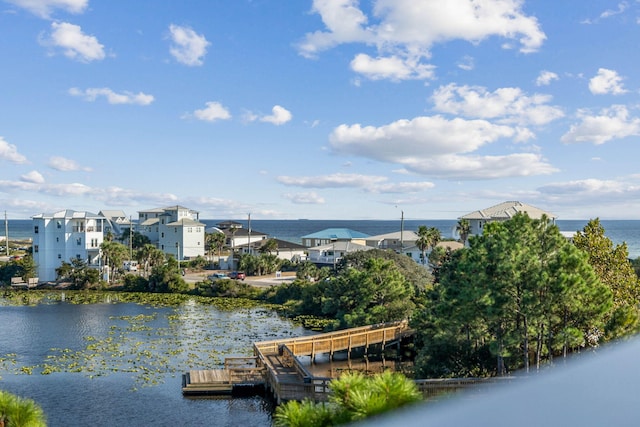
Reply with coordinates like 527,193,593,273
0,293,313,427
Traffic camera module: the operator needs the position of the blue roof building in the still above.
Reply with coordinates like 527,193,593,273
301,228,370,247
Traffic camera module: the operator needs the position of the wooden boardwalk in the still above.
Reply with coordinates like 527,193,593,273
182,320,413,402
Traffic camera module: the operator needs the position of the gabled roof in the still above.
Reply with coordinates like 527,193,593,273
459,201,557,221
224,228,268,238
166,218,205,227
302,228,370,240
33,209,104,219
99,210,131,223
236,238,307,250
140,218,159,226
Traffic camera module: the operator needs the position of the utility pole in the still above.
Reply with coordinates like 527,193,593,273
4,211,9,256
247,213,251,257
400,210,404,255
129,216,133,261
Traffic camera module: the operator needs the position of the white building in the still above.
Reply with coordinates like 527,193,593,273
137,205,205,260
365,230,419,253
459,201,557,237
307,240,372,267
32,210,107,282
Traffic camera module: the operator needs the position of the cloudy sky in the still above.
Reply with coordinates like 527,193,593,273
1,0,640,220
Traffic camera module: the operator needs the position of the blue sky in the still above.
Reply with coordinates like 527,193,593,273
1,0,640,221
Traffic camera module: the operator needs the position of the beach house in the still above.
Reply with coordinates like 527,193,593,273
459,201,557,237
137,205,205,260
32,210,107,282
301,228,369,247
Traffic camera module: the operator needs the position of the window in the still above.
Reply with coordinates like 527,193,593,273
77,238,82,246
34,245,39,253
161,232,164,238
58,254,61,259
57,220,62,229
76,254,81,260
34,225,39,234
56,237,59,242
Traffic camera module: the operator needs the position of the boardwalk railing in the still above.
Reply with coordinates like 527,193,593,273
254,320,412,359
253,320,413,403
183,320,415,402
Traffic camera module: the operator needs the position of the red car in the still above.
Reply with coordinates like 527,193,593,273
229,271,246,280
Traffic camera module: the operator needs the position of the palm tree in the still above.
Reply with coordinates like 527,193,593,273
205,231,225,260
260,238,278,255
416,226,441,265
416,226,430,265
227,226,240,270
456,218,471,245
0,390,47,427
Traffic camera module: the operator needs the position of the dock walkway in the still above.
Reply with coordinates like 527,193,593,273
182,320,413,402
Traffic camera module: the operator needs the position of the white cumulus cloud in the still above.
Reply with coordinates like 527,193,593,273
0,137,27,163
20,170,45,184
298,0,545,81
589,68,627,95
350,54,435,81
536,70,559,86
431,83,564,126
329,115,557,180
189,102,231,122
42,22,105,62
561,105,640,144
68,87,154,105
260,105,292,125
168,24,210,66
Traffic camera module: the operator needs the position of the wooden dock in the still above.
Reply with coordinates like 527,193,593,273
182,320,413,402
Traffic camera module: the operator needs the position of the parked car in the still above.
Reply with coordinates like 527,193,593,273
207,273,229,281
229,271,246,280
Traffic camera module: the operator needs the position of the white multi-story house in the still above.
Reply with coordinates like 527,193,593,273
32,210,106,282
459,201,557,238
137,205,205,260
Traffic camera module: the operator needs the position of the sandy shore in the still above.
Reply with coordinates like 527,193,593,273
182,270,296,287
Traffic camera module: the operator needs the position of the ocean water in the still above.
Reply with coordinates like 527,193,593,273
5,218,640,259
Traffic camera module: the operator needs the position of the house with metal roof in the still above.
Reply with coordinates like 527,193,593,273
301,228,370,247
459,201,557,237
